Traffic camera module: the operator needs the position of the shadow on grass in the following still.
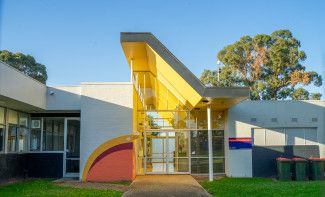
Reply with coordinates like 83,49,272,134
200,177,325,197
0,179,123,197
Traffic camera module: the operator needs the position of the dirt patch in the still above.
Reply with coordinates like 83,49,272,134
192,175,225,182
54,179,129,192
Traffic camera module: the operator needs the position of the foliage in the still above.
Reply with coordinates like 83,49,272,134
200,177,325,197
200,30,322,100
0,179,123,197
0,50,48,84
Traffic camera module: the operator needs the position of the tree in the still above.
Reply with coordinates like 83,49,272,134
0,50,48,84
200,30,322,100
310,93,322,100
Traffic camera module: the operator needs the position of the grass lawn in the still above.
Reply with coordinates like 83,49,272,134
0,179,123,197
201,177,325,197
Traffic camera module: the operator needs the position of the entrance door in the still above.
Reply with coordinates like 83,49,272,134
145,131,189,174
64,118,80,177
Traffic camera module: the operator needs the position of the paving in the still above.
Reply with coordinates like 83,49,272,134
122,175,212,197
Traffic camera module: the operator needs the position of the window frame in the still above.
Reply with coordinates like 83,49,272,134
0,107,5,153
42,117,65,152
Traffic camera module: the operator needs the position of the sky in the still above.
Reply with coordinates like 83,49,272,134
0,0,324,96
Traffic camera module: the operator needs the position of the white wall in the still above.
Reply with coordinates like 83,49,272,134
226,100,325,177
0,61,46,110
46,86,81,110
79,82,133,180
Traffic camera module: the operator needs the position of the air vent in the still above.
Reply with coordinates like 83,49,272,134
312,118,318,122
271,118,277,123
31,120,41,129
291,118,298,123
250,118,257,123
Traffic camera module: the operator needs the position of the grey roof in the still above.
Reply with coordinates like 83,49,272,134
121,32,249,99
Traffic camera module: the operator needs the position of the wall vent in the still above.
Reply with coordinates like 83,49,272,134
291,118,298,122
271,118,277,123
312,118,318,122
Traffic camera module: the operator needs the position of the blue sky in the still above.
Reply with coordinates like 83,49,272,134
0,0,324,96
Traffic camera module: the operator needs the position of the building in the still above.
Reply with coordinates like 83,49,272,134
0,33,324,182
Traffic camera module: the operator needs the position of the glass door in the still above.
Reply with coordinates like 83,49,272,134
144,131,189,174
145,132,167,173
64,118,80,177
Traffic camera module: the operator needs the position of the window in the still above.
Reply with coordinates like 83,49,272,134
212,130,224,157
18,113,29,152
0,107,5,152
8,109,18,124
190,130,225,174
0,107,5,125
7,110,18,152
312,118,318,122
271,118,277,123
43,118,64,151
8,124,17,152
30,118,42,151
0,125,4,152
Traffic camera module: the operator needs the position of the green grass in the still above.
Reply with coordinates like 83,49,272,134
0,179,123,197
200,177,325,197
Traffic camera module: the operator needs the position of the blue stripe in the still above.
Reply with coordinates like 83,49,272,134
229,141,252,149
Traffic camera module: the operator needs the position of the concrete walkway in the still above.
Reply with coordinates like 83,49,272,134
123,175,212,197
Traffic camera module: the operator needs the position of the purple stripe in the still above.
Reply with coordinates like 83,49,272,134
89,142,133,171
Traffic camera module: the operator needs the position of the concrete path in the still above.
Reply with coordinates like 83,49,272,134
123,175,212,197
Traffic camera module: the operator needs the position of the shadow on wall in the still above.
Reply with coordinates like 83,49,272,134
55,85,134,181
252,145,319,177
48,86,134,181
1,86,134,182
227,100,324,177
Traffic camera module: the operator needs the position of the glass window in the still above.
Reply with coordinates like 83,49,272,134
66,120,80,158
18,127,28,152
191,111,208,129
19,113,29,127
212,111,225,130
8,124,17,152
213,130,224,157
191,158,225,174
191,130,224,157
0,125,4,152
66,160,80,173
191,130,209,157
189,110,225,130
17,112,29,152
30,118,42,151
43,118,64,151
213,158,225,173
191,158,209,174
0,107,5,125
8,110,18,124
0,107,5,152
